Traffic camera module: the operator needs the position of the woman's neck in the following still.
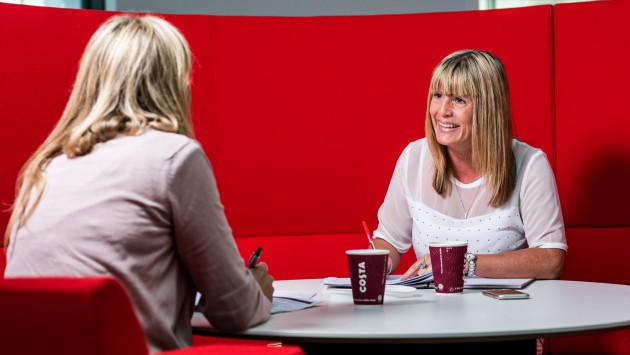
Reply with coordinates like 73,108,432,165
448,148,481,184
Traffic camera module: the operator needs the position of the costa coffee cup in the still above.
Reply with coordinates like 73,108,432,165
346,249,389,305
429,241,468,294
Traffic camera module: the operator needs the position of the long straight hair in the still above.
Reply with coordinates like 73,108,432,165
425,49,516,207
4,14,194,245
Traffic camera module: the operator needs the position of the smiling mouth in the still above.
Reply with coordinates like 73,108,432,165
438,122,459,129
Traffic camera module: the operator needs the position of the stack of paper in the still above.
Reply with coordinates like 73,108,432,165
323,274,433,289
323,274,534,290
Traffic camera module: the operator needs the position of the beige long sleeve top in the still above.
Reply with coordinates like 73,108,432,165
5,129,271,353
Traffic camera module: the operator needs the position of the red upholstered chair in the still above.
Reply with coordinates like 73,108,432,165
0,277,305,355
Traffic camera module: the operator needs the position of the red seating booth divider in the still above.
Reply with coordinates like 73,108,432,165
548,1,630,352
1,1,629,353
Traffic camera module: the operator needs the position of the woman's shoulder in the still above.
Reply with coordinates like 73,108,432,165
512,139,546,161
391,138,428,167
403,137,428,155
137,128,201,154
512,139,553,176
140,128,195,144
101,129,205,167
389,138,430,176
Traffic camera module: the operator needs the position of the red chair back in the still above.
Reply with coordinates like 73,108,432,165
0,276,307,355
0,277,149,355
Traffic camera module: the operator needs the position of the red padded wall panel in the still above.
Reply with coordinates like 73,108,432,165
0,4,111,234
561,227,630,285
203,6,555,237
233,233,418,280
235,234,365,280
554,0,630,227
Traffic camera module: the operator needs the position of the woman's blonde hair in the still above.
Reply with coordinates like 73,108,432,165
4,14,194,245
425,49,516,207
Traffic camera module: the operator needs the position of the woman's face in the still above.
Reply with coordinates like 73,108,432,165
429,91,474,153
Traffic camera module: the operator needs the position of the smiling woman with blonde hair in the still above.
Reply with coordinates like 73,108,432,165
370,49,567,285
4,14,274,354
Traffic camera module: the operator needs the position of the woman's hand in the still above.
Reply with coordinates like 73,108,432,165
400,255,432,280
373,238,402,275
250,262,275,302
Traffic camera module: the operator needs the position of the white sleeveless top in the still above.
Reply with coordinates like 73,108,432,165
374,139,567,258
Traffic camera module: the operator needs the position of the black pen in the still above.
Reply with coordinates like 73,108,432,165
247,247,263,268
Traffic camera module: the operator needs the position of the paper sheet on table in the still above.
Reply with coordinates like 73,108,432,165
463,277,534,289
272,290,320,314
196,291,320,315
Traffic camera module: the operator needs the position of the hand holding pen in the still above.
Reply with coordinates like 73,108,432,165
247,247,263,268
246,247,274,301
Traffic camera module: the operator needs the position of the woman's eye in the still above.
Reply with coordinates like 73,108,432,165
433,93,443,99
453,96,467,105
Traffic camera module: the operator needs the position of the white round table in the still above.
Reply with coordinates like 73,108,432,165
192,279,630,353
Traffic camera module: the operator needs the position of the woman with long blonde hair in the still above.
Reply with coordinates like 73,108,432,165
4,14,274,354
371,49,567,281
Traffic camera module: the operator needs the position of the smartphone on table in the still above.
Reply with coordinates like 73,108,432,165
482,289,529,300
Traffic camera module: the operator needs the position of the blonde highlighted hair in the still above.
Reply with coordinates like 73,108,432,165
425,49,516,207
4,14,194,245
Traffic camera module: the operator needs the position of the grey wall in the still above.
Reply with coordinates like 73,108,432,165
105,0,478,16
